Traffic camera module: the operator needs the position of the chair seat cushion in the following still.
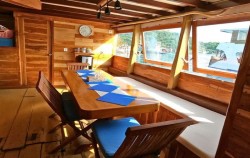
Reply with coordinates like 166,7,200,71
92,117,140,158
62,92,80,122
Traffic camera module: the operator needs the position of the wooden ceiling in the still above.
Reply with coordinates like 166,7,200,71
0,0,250,24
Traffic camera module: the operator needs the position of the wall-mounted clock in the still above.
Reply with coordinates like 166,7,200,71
79,25,92,37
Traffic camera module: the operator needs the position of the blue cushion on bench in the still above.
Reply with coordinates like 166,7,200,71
62,92,80,122
92,117,140,158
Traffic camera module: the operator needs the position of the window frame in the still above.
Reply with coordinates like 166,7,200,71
115,30,133,58
192,16,250,79
141,23,182,68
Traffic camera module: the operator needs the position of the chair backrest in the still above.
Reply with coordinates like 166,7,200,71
114,118,197,158
67,62,89,70
36,71,67,121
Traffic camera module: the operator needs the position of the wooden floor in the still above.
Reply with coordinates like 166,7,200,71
0,88,97,158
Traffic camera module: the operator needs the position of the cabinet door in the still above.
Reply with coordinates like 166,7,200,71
19,17,52,86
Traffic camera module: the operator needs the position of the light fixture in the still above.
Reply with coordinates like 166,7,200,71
97,6,102,19
97,0,123,19
114,0,122,10
105,0,110,15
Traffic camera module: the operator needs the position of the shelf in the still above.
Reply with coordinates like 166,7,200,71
74,52,94,57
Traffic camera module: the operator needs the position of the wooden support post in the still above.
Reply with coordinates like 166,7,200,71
127,24,141,74
15,16,26,86
168,16,192,89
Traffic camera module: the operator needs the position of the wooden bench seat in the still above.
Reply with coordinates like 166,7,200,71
108,67,228,115
128,73,228,115
114,76,226,158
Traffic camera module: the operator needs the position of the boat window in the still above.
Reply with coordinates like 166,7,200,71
115,32,133,58
194,21,250,79
142,28,181,67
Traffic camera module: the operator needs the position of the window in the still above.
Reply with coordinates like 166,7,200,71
115,32,133,58
195,21,250,76
143,28,181,66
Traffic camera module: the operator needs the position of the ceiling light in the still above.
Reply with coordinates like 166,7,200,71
105,1,110,15
114,0,122,10
97,6,102,19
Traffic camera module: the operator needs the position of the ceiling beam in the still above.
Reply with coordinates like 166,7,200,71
121,0,182,13
2,0,41,10
97,0,110,7
41,0,151,19
41,3,140,22
155,0,201,7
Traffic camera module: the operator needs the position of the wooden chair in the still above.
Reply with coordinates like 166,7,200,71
91,117,197,158
36,71,93,153
67,62,89,70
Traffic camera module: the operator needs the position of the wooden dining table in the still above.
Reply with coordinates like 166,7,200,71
61,70,160,120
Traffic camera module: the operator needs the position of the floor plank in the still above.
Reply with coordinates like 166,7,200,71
0,89,27,148
0,88,92,158
3,96,34,150
19,144,41,158
26,95,53,145
41,142,62,158
25,88,39,97
3,150,19,158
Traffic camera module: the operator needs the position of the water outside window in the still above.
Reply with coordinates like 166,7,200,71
197,21,250,73
115,32,133,58
143,28,181,64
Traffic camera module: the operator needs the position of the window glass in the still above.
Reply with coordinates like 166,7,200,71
143,28,181,64
115,32,133,58
197,21,250,73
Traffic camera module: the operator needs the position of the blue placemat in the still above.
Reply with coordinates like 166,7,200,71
89,84,119,92
77,70,94,74
81,73,95,77
97,93,136,106
86,80,112,85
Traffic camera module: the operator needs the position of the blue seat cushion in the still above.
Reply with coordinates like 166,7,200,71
92,117,140,158
62,92,80,122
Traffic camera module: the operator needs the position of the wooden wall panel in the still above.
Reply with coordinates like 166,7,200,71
178,73,234,104
112,56,129,72
53,21,114,86
0,47,20,87
22,17,50,86
133,63,170,85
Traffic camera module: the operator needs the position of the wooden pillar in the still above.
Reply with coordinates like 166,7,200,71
127,24,141,74
168,16,192,89
15,15,26,86
216,26,250,157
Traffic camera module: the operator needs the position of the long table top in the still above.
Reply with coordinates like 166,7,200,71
61,70,160,119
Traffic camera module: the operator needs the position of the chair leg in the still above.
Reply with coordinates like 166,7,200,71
49,113,57,119
49,131,82,154
49,121,95,154
91,132,100,158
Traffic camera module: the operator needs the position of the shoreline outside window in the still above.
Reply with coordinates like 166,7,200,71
115,32,133,58
194,21,250,79
143,27,181,67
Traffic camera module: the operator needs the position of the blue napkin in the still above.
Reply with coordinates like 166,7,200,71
89,84,119,92
77,70,94,74
97,93,136,106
